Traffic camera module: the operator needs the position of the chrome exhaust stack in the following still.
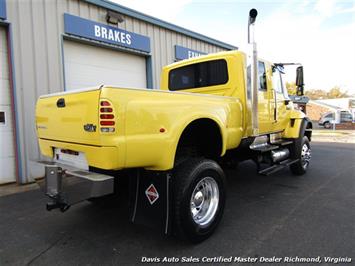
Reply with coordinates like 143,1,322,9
248,9,259,136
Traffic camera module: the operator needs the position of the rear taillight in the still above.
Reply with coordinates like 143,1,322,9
100,107,113,113
100,121,115,126
100,114,114,119
100,101,111,106
99,99,116,133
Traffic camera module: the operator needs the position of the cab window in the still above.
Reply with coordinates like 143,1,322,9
272,68,283,94
258,61,267,91
168,59,228,91
272,67,290,99
325,113,334,119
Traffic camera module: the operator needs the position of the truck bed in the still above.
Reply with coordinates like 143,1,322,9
36,86,243,171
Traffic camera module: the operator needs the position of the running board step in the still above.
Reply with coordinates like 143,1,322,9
271,140,293,146
250,144,279,152
258,159,299,176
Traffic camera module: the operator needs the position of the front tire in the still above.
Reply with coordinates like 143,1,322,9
173,158,226,243
290,136,311,175
324,122,331,129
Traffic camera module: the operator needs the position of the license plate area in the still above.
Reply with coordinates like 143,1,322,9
54,148,89,170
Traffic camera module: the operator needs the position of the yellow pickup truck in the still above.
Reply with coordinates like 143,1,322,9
36,9,312,243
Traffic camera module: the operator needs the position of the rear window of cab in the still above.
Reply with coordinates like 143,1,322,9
168,59,228,91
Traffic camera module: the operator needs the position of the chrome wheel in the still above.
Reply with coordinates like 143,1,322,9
174,159,226,242
301,143,311,169
190,177,219,228
324,122,331,129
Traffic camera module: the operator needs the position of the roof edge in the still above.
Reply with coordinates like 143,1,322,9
84,0,238,50
308,100,340,110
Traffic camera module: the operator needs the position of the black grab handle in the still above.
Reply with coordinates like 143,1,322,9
56,98,65,108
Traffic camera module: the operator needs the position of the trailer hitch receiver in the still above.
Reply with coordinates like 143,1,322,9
37,161,114,212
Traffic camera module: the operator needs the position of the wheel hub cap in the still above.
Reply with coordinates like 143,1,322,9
193,191,204,207
301,143,311,169
190,177,219,228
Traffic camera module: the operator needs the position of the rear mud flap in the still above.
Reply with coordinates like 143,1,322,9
129,170,173,235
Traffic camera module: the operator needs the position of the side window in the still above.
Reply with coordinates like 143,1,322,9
258,61,267,91
325,113,334,119
0,111,5,125
168,59,228,91
272,68,283,94
340,112,352,122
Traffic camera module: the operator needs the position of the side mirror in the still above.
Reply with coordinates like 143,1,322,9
296,66,304,96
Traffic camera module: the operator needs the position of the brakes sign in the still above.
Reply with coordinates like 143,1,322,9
145,184,159,205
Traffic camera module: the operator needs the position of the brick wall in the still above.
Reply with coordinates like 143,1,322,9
306,103,333,121
335,122,355,130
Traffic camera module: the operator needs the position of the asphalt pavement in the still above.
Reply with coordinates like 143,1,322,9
311,129,355,143
0,142,354,265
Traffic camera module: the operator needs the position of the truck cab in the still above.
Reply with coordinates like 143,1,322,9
161,51,304,139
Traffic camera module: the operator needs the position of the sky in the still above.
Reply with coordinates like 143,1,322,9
111,0,355,95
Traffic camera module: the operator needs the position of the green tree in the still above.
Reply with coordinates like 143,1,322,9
304,87,349,100
305,89,328,100
327,86,349,99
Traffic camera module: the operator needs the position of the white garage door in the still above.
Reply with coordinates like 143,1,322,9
64,41,147,91
0,27,16,184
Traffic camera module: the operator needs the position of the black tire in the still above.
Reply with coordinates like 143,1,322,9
290,136,311,175
173,158,226,243
324,122,331,129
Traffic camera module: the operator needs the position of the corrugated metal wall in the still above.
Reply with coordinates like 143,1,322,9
6,0,228,182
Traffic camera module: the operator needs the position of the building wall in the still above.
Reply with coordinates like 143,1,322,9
4,0,233,182
307,102,335,121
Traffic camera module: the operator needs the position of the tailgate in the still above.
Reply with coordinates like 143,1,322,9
36,88,101,145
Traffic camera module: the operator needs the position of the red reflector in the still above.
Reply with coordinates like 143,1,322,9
60,149,79,156
100,107,113,113
100,114,114,119
100,121,115,126
100,101,111,106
